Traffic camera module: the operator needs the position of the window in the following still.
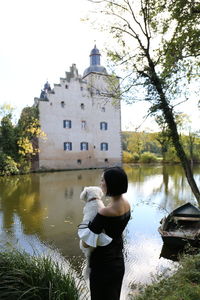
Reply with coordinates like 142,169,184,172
63,120,72,128
65,84,68,89
100,122,108,130
64,142,72,151
80,103,85,110
77,159,82,164
80,142,88,151
80,87,83,91
61,101,65,108
101,107,105,112
101,143,108,151
81,120,86,129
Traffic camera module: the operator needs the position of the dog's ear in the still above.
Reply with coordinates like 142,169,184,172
80,187,88,202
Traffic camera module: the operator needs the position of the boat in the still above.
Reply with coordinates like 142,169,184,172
158,202,200,248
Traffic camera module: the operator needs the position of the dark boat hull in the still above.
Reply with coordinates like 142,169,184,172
158,227,200,247
158,202,200,247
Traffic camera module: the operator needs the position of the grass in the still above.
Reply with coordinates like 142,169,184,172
129,253,200,300
0,249,88,300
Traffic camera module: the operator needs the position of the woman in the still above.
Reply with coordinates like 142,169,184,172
80,166,130,300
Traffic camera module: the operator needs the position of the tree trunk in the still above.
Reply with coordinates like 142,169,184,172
150,69,200,204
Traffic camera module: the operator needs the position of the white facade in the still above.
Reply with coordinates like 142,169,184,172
34,48,122,170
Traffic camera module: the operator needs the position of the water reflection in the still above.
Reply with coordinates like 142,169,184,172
0,165,199,299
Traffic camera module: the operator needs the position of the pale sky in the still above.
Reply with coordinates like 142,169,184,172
0,0,199,132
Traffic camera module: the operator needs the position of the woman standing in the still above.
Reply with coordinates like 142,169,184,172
79,167,130,300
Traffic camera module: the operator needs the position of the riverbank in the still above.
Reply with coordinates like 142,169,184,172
1,250,200,300
130,253,200,300
0,250,88,300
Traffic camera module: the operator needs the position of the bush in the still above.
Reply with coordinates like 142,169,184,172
140,152,158,163
0,153,19,176
132,152,140,162
0,250,86,300
123,151,134,163
18,157,32,174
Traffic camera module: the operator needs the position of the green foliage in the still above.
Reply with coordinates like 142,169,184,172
123,151,134,163
0,153,19,176
0,103,15,117
130,254,200,300
122,130,200,164
0,105,46,175
16,106,45,159
132,152,140,162
0,114,17,159
0,250,84,300
140,152,158,163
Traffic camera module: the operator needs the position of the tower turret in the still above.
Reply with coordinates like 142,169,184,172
83,45,107,77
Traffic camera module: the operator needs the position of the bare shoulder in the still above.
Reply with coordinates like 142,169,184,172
99,206,115,217
124,198,131,210
99,198,130,217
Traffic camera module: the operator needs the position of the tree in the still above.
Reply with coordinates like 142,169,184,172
16,106,46,172
0,113,17,159
155,115,171,161
88,0,200,202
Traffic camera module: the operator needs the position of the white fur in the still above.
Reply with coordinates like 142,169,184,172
79,186,104,279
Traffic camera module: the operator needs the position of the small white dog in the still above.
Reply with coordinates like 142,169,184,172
78,186,105,279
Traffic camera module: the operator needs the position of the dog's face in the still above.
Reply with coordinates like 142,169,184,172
80,186,103,202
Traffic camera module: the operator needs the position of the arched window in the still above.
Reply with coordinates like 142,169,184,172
80,142,88,151
100,122,108,130
64,142,72,151
100,143,108,151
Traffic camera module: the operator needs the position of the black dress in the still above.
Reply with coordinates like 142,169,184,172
88,211,130,300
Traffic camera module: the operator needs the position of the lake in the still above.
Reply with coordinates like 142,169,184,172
0,164,200,299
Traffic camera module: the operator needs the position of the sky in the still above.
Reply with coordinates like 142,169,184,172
0,0,199,132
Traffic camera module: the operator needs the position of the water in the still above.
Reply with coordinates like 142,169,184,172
0,164,199,299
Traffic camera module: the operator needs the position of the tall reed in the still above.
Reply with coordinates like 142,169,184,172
0,249,87,300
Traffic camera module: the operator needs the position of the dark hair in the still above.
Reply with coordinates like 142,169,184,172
103,166,128,196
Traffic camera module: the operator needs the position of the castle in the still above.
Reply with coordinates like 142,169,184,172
34,46,122,170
